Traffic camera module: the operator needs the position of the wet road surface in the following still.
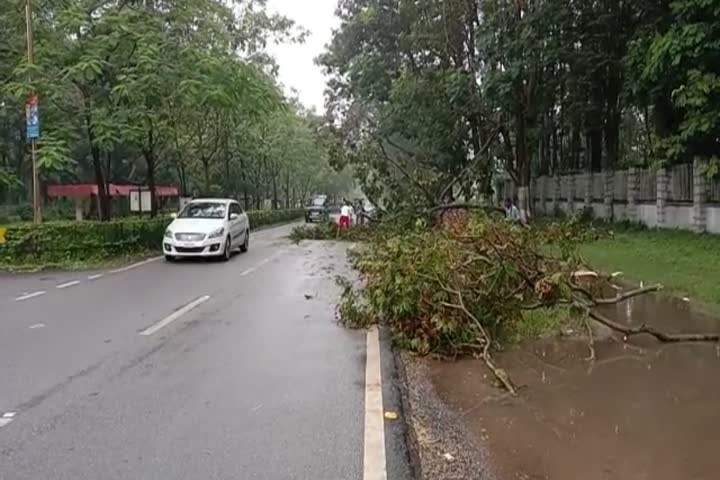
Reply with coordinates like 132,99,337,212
0,223,412,480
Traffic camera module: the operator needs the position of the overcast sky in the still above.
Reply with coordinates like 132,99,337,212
266,0,339,113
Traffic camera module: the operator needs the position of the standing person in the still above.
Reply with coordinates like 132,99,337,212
504,198,521,223
339,200,353,229
336,199,353,239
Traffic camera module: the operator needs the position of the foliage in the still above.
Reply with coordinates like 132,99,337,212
248,209,305,228
321,0,718,214
628,0,720,165
0,209,304,266
1,0,350,218
335,214,584,355
335,276,372,329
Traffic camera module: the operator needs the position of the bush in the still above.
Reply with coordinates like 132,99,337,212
249,208,304,228
0,218,172,264
0,208,304,266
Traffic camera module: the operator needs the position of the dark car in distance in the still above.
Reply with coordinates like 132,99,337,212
305,195,330,223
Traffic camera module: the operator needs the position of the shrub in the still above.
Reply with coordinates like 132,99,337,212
0,208,303,266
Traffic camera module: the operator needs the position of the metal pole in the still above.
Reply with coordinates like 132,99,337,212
26,0,41,223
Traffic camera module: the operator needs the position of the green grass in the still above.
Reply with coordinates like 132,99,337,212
505,306,579,344
579,228,720,307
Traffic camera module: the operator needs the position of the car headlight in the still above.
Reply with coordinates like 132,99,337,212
208,227,225,239
164,229,173,239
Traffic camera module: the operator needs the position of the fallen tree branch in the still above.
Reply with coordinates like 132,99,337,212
440,285,518,396
583,316,596,361
593,285,662,305
587,309,720,343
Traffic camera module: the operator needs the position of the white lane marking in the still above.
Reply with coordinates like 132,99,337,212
87,274,104,281
109,256,162,274
0,412,16,428
29,323,46,329
15,291,46,301
56,280,80,289
139,295,211,336
364,327,387,480
239,267,256,277
240,250,287,277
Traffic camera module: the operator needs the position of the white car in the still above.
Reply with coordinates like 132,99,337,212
163,199,250,262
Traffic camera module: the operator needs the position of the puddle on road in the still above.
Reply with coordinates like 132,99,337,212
430,290,720,480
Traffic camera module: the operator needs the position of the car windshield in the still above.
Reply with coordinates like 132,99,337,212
178,202,226,219
309,198,325,207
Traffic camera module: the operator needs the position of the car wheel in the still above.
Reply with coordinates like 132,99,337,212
165,255,175,262
222,236,232,261
240,231,250,253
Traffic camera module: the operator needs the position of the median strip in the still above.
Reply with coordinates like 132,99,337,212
139,295,211,336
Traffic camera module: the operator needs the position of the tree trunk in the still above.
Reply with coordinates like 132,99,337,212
590,128,602,172
272,174,279,210
145,151,157,217
203,158,211,194
515,107,531,222
86,117,110,221
604,107,621,170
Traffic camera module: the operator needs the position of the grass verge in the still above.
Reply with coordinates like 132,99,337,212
579,228,720,307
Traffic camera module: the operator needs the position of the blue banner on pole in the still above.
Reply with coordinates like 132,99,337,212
26,95,40,140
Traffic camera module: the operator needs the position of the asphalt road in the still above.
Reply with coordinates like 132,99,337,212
0,223,413,480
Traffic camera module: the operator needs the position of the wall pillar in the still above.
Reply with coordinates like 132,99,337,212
537,177,546,214
568,174,576,212
551,175,560,214
657,167,668,227
626,167,638,223
604,170,614,220
693,159,707,232
584,172,593,211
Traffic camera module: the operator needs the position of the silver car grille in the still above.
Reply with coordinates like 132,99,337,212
174,232,206,242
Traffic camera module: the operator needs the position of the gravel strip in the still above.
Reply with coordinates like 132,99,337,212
396,352,497,480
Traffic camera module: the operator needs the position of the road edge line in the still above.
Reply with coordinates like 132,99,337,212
364,326,388,480
139,295,210,336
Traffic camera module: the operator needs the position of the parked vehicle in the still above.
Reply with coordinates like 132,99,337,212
305,195,330,223
163,198,249,262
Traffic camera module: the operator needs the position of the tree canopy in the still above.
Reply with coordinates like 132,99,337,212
321,0,719,212
1,0,349,220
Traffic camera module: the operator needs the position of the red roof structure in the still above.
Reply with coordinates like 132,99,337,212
47,183,179,198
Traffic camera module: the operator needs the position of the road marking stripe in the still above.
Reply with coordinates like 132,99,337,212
0,412,16,429
240,251,287,277
364,327,387,480
109,256,162,274
15,291,46,301
56,280,80,289
29,323,45,329
87,274,104,281
139,295,211,336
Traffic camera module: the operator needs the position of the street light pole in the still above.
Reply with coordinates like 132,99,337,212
26,0,41,224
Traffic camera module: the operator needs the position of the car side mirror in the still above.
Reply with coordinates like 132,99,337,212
230,213,239,220
170,213,177,219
